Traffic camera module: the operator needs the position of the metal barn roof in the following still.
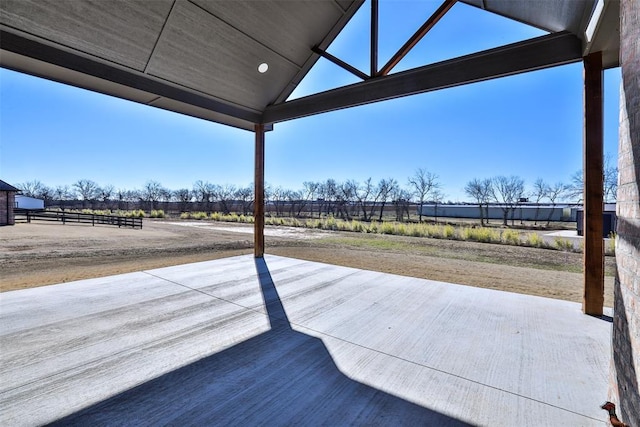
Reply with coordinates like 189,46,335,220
0,0,620,131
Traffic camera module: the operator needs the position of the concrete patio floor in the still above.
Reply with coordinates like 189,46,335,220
0,254,612,426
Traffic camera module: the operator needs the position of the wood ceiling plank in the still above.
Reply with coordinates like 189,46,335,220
192,0,346,68
146,1,300,111
0,0,173,71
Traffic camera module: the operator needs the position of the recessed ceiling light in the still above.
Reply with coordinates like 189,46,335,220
258,63,269,73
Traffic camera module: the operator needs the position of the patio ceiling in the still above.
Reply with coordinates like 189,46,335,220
0,0,619,131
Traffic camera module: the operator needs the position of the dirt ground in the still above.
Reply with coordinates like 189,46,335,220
0,219,615,307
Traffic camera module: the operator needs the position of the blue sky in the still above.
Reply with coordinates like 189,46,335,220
0,1,620,202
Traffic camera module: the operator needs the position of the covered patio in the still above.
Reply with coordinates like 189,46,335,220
1,0,638,425
0,255,612,426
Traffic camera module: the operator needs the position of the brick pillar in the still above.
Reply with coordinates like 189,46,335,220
609,0,640,424
0,192,8,225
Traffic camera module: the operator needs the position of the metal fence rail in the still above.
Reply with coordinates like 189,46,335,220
15,210,142,229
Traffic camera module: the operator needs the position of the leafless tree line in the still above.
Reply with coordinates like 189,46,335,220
464,156,618,226
16,160,617,222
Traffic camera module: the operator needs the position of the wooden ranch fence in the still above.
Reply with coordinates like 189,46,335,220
15,210,142,229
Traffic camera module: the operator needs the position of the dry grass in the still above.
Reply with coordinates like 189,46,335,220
0,220,615,307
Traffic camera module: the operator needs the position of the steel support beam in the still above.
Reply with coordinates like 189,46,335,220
582,51,605,316
377,0,456,76
263,32,582,124
254,124,265,258
311,46,369,81
371,0,378,76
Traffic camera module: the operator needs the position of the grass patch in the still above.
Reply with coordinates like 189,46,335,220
188,213,609,257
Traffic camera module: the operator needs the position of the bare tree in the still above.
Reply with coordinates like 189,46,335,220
604,156,618,203
98,184,114,209
174,188,192,212
568,155,618,203
355,178,375,221
73,179,99,208
235,186,254,215
212,184,236,214
54,185,72,210
268,186,285,217
158,186,172,211
408,168,439,222
285,189,305,217
376,178,398,221
431,189,446,224
302,181,320,218
544,182,569,226
531,178,548,225
115,189,126,210
124,189,140,210
392,187,412,222
193,180,215,211
491,175,525,226
464,178,492,226
38,185,54,207
17,180,45,198
141,180,164,211
318,179,338,217
568,170,584,203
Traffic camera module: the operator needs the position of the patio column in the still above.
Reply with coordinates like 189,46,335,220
582,51,604,315
254,123,265,258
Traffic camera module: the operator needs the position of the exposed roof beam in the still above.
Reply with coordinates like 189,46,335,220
263,32,582,124
312,46,369,80
377,0,457,76
0,29,262,126
370,0,378,76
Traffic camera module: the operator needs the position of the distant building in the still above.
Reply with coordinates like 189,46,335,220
418,203,577,222
576,204,617,237
15,195,45,210
0,180,20,226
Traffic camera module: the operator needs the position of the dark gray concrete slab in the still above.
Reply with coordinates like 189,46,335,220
0,255,611,426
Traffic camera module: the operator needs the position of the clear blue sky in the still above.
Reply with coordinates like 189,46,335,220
0,1,620,202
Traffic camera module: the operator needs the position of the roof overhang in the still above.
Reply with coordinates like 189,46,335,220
0,0,620,131
1,0,364,131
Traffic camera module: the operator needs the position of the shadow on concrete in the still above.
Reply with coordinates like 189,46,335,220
46,258,472,426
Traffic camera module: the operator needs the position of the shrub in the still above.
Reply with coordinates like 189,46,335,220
306,219,322,229
351,220,365,233
407,224,424,237
395,223,408,236
554,237,575,251
525,232,546,248
461,227,499,243
125,209,145,218
180,212,191,219
501,229,520,245
325,215,337,230
150,209,165,218
381,222,396,235
607,234,616,255
442,225,455,239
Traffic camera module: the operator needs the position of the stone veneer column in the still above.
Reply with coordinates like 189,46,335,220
609,0,640,424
